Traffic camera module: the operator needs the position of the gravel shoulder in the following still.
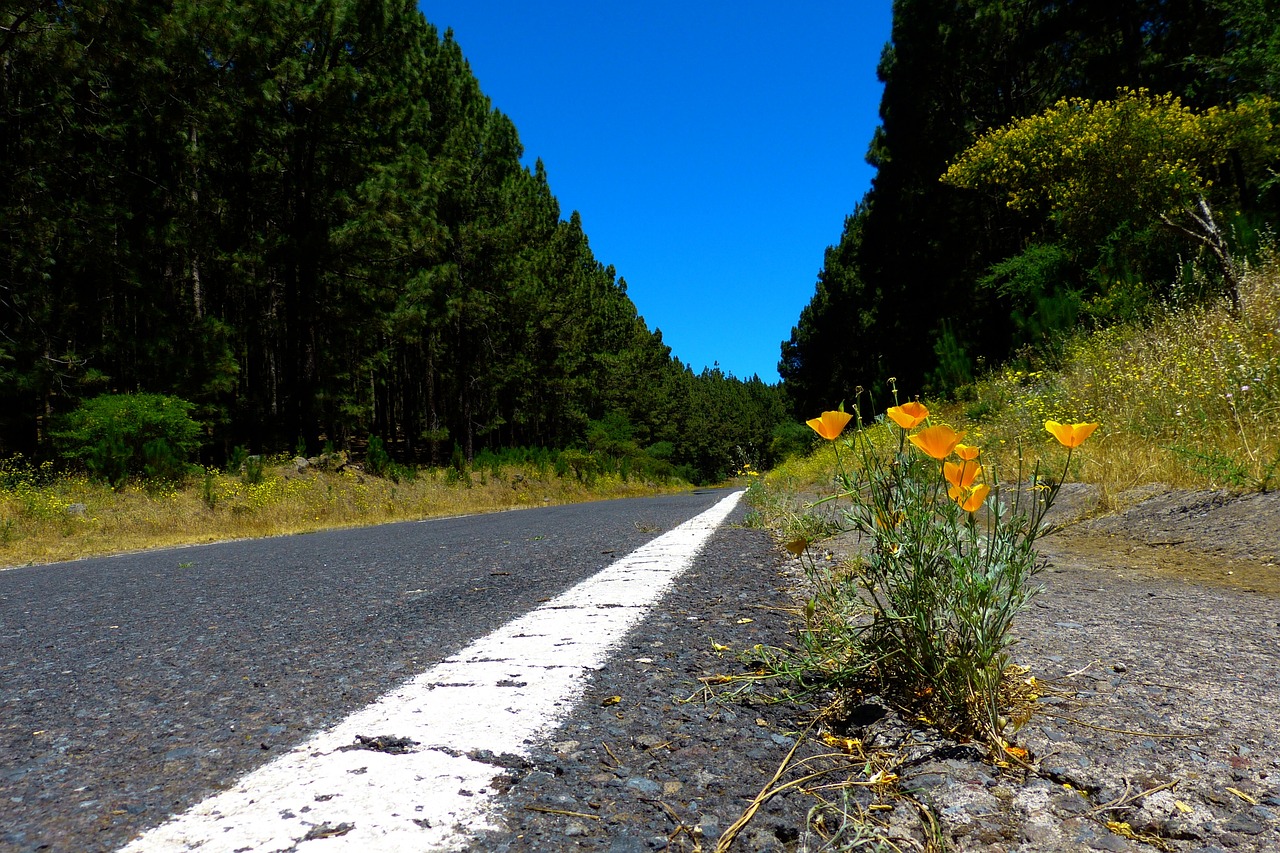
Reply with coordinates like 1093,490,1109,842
480,486,1280,852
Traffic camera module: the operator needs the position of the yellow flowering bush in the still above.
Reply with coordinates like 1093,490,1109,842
942,89,1277,222
943,88,1279,307
213,470,309,512
1,458,82,519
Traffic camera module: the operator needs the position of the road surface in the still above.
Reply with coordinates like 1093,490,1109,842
0,489,748,852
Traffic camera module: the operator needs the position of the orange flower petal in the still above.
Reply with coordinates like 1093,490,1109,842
908,424,964,460
958,483,990,512
1045,420,1100,448
807,410,853,441
954,443,981,461
944,460,982,490
887,401,929,430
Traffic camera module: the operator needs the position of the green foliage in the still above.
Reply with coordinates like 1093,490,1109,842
1202,0,1280,100
645,441,675,462
1166,444,1277,491
927,322,974,396
446,444,471,487
366,436,414,483
671,464,701,484
142,438,188,485
202,468,218,509
586,412,638,459
52,394,203,488
769,421,817,462
751,396,1092,743
366,436,392,478
978,243,1082,359
227,446,249,475
558,448,597,485
241,455,265,486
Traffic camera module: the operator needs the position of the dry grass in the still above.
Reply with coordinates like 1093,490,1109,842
949,256,1280,495
0,460,686,570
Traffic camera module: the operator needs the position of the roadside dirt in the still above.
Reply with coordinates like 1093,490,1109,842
1041,482,1280,596
820,483,1280,852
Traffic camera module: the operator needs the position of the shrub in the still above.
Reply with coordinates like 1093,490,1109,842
366,436,392,478
559,448,597,484
227,445,250,475
446,443,471,486
366,436,416,484
754,392,1098,749
768,420,817,461
53,393,203,488
242,454,265,485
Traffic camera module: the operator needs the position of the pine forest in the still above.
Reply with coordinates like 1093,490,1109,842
1,0,788,484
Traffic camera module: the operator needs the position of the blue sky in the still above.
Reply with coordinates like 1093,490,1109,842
417,2,893,382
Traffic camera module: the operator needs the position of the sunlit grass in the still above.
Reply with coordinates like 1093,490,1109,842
0,460,685,569
766,255,1280,502
957,257,1280,493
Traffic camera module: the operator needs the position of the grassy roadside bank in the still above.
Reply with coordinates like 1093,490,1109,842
0,457,692,570
754,255,1280,538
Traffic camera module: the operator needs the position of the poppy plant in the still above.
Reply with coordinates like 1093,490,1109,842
908,424,964,460
954,444,980,461
875,507,906,531
887,401,929,430
807,410,853,441
1045,420,1099,448
955,483,990,513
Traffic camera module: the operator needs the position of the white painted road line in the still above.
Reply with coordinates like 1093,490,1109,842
119,491,744,852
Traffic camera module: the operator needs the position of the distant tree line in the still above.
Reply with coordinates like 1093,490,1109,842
1,0,793,482
782,0,1280,413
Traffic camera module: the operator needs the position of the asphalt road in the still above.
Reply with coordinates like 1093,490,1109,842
0,489,744,853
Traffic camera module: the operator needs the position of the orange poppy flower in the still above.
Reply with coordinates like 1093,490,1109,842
944,460,982,493
887,401,929,430
1045,420,1099,448
1004,744,1029,760
807,410,853,440
954,483,990,512
908,424,964,460
954,443,980,461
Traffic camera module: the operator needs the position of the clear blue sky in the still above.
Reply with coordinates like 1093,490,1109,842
417,2,893,382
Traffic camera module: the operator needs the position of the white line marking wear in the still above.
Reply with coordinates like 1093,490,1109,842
120,490,744,852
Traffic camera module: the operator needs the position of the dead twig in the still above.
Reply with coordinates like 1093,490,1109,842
522,805,601,821
600,740,623,767
1086,778,1178,816
715,720,817,852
